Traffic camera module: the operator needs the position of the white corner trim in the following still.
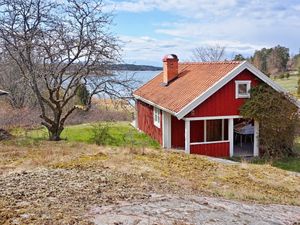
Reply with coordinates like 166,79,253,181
185,120,190,154
133,94,177,116
175,61,300,119
162,111,171,148
228,118,234,157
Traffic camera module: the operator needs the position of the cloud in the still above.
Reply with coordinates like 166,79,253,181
119,34,268,65
107,0,237,18
107,0,300,64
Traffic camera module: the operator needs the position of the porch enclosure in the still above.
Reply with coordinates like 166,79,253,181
183,116,259,157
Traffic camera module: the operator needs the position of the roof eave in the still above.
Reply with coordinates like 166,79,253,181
133,94,177,116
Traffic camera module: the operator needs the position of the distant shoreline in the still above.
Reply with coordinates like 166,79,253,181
110,64,162,71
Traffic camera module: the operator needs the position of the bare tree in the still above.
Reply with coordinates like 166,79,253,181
192,44,226,62
0,52,37,108
0,0,135,140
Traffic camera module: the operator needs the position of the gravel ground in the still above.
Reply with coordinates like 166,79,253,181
90,194,300,225
0,168,152,224
1,167,300,225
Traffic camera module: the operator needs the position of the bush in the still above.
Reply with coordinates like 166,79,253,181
285,73,290,79
76,84,90,106
240,84,299,159
90,123,115,146
279,73,285,79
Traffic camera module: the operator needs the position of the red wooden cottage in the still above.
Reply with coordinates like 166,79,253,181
133,54,295,157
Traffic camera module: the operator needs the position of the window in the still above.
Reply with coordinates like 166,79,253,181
205,119,228,142
153,107,160,128
190,119,229,144
235,80,251,98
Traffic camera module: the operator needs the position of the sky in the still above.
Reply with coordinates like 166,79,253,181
105,0,300,66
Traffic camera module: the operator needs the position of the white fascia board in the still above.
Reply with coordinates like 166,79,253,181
176,61,300,119
244,62,300,108
133,94,177,116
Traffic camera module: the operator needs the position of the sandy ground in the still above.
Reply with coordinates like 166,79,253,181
90,194,300,225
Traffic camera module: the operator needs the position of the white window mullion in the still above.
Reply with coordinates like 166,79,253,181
204,120,207,142
221,119,224,141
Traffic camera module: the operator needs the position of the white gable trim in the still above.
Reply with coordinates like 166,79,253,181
175,61,300,119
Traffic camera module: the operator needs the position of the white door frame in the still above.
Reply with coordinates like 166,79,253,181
162,111,172,148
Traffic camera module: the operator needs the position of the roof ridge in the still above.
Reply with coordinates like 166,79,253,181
180,61,242,65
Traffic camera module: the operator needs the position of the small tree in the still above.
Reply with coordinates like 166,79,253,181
285,72,290,79
233,54,245,61
279,73,285,79
240,84,299,159
192,44,226,62
76,84,90,107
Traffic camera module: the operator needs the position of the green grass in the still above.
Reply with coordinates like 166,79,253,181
273,74,299,96
13,122,160,149
272,138,300,172
233,138,300,173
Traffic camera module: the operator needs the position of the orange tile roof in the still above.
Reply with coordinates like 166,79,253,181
134,61,242,113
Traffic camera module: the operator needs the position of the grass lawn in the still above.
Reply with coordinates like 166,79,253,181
234,138,300,173
269,138,300,172
273,74,299,96
11,121,300,172
12,122,160,149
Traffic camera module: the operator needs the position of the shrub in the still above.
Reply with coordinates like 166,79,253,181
285,73,290,79
240,84,299,159
76,84,90,106
279,73,285,79
90,123,115,146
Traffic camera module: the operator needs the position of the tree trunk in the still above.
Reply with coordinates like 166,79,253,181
48,125,63,141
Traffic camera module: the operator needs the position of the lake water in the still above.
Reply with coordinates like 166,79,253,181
130,70,161,84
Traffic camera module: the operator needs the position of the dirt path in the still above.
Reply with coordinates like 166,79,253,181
90,194,300,225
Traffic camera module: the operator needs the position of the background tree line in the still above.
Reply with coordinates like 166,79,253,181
193,44,300,77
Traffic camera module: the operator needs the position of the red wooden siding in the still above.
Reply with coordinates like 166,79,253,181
171,115,185,149
190,120,204,142
190,142,230,157
185,69,260,118
137,100,162,144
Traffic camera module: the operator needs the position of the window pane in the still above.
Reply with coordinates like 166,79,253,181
206,120,222,142
238,84,247,95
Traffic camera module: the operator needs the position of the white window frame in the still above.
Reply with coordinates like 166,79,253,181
235,80,251,99
153,107,161,128
190,119,229,145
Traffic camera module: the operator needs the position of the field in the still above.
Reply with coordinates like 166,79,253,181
11,122,300,173
273,74,299,96
15,122,160,149
0,136,300,224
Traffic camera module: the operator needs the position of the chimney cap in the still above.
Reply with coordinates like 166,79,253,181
163,54,178,62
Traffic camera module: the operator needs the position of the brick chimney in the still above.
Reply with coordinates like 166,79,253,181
162,54,179,85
